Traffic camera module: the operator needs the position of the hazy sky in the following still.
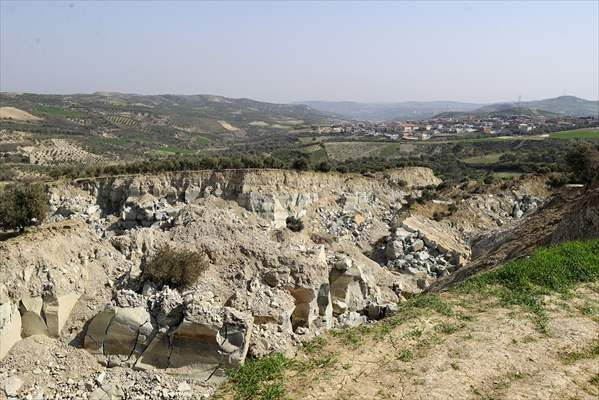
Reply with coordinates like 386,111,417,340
1,1,597,103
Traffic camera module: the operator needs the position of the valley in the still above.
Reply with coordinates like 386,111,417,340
0,93,598,400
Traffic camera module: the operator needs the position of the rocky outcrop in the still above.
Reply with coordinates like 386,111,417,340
84,304,253,383
401,214,471,266
429,188,599,292
49,168,440,228
0,303,21,359
0,220,133,360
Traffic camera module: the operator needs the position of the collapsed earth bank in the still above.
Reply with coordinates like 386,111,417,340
1,168,558,399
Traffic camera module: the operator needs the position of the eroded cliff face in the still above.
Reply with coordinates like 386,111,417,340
4,167,546,399
52,167,440,227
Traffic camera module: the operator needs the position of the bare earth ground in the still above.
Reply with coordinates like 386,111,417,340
281,284,599,400
0,106,42,121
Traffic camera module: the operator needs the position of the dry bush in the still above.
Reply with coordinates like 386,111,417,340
146,246,208,288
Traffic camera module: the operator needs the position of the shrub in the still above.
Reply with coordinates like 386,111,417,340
548,173,569,188
566,144,599,186
286,216,304,232
315,161,331,173
292,158,309,171
0,183,49,232
146,246,208,288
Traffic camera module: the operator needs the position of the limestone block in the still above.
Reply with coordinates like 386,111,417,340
43,292,80,337
0,303,22,359
84,310,116,354
20,311,48,337
103,307,153,358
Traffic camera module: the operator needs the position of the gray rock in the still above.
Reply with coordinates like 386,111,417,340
337,311,367,327
3,376,23,397
411,239,425,252
385,240,404,260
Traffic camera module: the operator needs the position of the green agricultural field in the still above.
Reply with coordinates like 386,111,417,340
549,129,599,140
151,146,196,156
194,136,211,146
34,105,87,118
324,142,390,161
423,135,546,144
378,143,402,158
462,152,504,165
492,171,523,179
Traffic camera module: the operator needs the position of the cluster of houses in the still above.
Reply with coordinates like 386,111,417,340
313,114,597,141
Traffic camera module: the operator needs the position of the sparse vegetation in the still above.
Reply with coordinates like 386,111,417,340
225,353,290,400
0,183,49,232
145,246,208,288
558,339,599,365
398,349,413,362
458,239,599,331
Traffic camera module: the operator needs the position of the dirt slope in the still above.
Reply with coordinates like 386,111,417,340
429,188,599,292
281,285,599,400
0,106,41,121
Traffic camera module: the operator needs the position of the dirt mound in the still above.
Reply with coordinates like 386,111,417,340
429,187,599,291
0,107,41,121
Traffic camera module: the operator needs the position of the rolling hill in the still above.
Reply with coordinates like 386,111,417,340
475,96,599,117
434,106,561,119
300,96,598,121
298,100,482,121
0,92,336,161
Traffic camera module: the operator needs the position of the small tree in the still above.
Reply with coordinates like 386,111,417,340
292,158,309,171
286,216,304,232
146,246,208,288
315,161,331,173
566,144,599,187
0,183,48,232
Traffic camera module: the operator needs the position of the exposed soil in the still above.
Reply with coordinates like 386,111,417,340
0,107,42,122
282,284,599,400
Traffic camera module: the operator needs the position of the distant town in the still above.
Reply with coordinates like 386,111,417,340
316,114,598,140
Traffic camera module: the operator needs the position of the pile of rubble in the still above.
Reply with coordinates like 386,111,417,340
0,335,214,399
382,214,472,287
318,208,375,241
384,227,455,279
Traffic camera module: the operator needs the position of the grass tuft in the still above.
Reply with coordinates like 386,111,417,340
225,353,290,400
558,339,599,365
398,349,413,362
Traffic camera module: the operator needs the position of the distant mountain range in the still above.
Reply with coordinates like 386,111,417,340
297,100,482,121
299,96,599,121
434,107,561,120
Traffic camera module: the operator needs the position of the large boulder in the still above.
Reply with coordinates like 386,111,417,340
84,307,154,364
135,307,253,383
43,293,81,337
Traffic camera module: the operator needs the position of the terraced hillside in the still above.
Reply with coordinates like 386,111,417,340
0,92,335,161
